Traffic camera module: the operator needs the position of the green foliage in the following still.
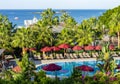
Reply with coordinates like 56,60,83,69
12,28,35,48
40,8,59,27
99,6,120,48
74,24,93,45
71,68,82,78
0,14,14,50
97,43,117,74
56,28,75,45
2,7,120,84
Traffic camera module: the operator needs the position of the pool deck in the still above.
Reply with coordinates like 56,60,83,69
35,57,120,67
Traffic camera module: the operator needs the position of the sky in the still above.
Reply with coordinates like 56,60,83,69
0,0,120,9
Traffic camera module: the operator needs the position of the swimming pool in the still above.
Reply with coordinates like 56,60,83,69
37,60,120,77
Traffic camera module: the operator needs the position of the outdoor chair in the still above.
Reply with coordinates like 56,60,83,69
91,53,97,58
49,54,54,59
82,52,88,58
5,55,14,60
112,52,118,57
69,53,74,59
42,55,47,60
85,53,91,58
59,54,64,59
33,54,39,60
79,53,84,58
73,53,78,59
37,55,41,60
56,54,60,59
95,52,99,57
66,53,71,59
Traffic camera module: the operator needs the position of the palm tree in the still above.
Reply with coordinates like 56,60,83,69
12,28,35,54
60,13,77,28
56,28,75,45
41,8,59,28
74,20,93,46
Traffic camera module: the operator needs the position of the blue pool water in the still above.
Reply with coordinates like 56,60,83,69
37,60,120,77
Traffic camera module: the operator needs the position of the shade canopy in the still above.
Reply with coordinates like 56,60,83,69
75,65,94,72
72,45,83,51
29,48,36,51
51,46,61,51
84,46,95,51
41,46,52,52
42,63,62,71
109,45,114,50
95,45,102,50
58,43,70,49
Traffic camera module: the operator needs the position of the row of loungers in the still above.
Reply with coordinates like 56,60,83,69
33,52,120,60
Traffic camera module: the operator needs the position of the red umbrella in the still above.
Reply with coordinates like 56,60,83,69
109,44,114,50
58,43,70,49
12,66,21,73
95,45,102,50
84,45,95,51
29,48,36,51
24,48,29,51
42,63,62,79
72,45,83,51
58,43,70,56
75,65,94,72
41,46,51,52
42,63,62,71
51,46,61,51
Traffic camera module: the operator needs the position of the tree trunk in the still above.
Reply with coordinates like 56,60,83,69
118,32,120,48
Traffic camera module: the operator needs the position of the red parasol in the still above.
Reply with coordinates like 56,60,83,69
84,45,95,51
41,46,52,52
72,45,83,51
42,63,62,71
109,44,114,50
51,46,61,51
95,45,102,50
58,43,70,49
24,48,29,51
75,65,94,72
42,63,62,79
12,66,21,73
29,48,36,51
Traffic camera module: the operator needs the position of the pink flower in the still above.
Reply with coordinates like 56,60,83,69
106,71,111,76
109,77,117,81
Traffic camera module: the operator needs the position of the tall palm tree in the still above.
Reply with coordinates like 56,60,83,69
12,28,35,54
60,13,77,28
56,28,75,45
74,20,93,46
41,8,59,28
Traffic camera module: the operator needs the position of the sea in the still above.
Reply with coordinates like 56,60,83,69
0,9,106,27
